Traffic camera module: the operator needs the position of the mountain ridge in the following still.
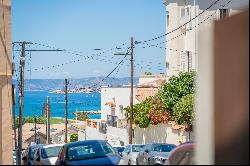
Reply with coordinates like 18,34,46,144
12,77,139,91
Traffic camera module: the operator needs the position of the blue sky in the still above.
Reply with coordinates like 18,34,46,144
12,0,166,79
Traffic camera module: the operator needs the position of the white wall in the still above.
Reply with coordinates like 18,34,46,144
85,125,106,140
101,86,137,120
106,126,128,145
133,123,194,145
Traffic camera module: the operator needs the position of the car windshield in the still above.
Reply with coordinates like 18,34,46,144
28,147,37,160
152,144,176,152
132,145,145,152
67,142,116,161
41,146,62,158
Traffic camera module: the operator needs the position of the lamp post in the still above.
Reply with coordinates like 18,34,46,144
114,37,134,144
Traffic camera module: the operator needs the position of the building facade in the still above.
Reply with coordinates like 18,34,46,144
0,0,13,164
100,85,137,145
164,0,248,78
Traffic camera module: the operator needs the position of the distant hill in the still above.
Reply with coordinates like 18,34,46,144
12,77,138,91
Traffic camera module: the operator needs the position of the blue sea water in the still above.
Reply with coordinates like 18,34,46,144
15,91,101,119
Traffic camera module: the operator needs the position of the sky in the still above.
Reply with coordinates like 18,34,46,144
12,0,166,79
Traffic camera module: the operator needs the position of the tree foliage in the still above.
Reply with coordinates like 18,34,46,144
70,133,78,142
158,72,195,114
125,72,196,129
173,93,194,126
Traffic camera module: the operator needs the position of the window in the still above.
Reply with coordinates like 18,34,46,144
131,145,146,152
220,9,229,19
166,11,170,27
152,144,176,152
180,7,191,20
181,7,186,19
186,7,190,17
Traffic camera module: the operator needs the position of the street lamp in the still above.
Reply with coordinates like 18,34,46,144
114,37,134,144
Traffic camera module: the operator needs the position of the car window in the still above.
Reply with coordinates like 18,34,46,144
141,144,150,152
132,145,145,152
41,146,62,158
152,144,176,152
67,142,116,161
127,145,131,152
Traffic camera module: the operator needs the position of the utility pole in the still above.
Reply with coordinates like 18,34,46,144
17,41,29,165
12,41,64,164
129,37,134,144
34,116,37,144
114,37,134,144
64,79,68,143
46,96,51,144
44,102,47,140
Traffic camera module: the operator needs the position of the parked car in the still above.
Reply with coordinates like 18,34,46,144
164,142,195,165
21,145,38,165
136,143,176,165
55,140,121,165
121,144,146,165
32,144,63,165
113,146,125,156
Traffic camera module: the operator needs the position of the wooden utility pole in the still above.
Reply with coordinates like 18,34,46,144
46,96,51,144
129,37,134,144
11,41,64,163
64,79,68,143
17,42,26,165
44,102,47,139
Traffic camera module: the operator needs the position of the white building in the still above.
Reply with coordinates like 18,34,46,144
100,85,137,145
164,0,249,77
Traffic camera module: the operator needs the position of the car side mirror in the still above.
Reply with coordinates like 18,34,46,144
127,151,130,155
145,149,149,153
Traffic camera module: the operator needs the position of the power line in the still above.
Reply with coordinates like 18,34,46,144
139,0,232,51
136,0,222,44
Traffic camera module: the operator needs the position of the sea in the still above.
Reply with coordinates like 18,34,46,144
14,90,101,119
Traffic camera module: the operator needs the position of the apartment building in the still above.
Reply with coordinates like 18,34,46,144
164,0,248,78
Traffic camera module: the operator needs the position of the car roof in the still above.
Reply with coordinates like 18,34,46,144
65,140,108,148
41,144,64,148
